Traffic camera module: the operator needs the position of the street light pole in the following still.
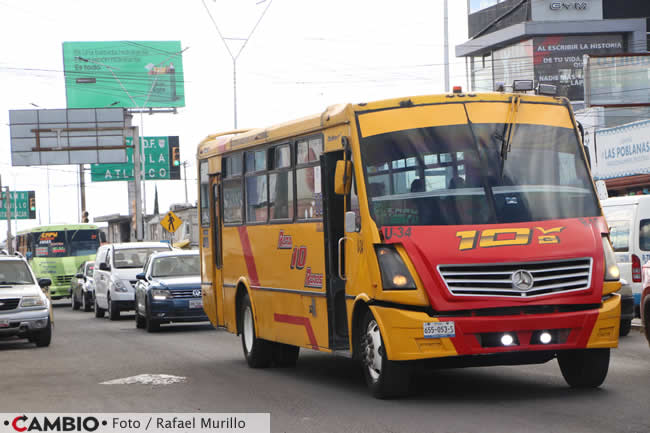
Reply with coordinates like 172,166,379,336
182,161,189,204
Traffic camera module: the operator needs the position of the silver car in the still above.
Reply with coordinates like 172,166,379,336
0,252,53,347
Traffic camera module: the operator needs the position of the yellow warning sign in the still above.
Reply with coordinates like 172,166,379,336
161,211,182,234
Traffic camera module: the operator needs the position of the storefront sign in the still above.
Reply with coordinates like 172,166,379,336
592,119,650,180
531,0,603,21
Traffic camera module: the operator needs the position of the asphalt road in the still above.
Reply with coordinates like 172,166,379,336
1,300,648,433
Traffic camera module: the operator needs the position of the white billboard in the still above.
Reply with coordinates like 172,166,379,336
585,54,650,107
592,119,650,180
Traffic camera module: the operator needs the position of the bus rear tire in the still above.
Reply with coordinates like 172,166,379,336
360,310,412,399
558,348,610,388
240,293,272,368
272,343,299,367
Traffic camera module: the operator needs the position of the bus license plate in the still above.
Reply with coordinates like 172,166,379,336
423,321,455,338
189,299,203,309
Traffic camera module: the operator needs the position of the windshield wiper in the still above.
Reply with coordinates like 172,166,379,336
499,96,521,178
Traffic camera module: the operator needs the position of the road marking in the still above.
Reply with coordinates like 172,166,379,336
100,374,186,385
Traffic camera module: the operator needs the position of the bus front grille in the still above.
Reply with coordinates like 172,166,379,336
54,275,73,285
438,258,592,298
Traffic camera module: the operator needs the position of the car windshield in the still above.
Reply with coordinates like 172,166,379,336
359,108,599,226
151,255,200,278
0,261,35,285
114,248,170,269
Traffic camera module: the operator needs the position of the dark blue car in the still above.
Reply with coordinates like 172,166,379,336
134,250,208,332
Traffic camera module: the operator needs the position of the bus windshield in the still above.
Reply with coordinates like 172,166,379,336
360,121,599,227
33,229,101,258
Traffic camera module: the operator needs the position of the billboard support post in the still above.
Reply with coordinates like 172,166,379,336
133,125,143,241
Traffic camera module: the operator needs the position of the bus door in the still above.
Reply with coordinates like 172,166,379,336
321,150,350,350
200,166,224,327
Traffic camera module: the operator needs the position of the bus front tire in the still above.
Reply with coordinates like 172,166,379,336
240,293,272,368
94,298,105,318
360,310,412,399
558,348,610,388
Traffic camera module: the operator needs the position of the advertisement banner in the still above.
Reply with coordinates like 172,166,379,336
63,41,185,108
533,34,623,100
592,119,650,180
91,136,180,182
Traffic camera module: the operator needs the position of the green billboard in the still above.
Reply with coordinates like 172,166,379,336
63,41,185,108
0,191,36,220
91,136,180,182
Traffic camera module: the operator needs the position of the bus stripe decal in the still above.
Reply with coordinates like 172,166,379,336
237,226,260,286
274,314,319,350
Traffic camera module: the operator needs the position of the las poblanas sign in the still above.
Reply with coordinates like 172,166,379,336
91,136,180,182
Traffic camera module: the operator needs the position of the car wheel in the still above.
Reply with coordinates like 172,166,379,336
558,348,610,388
360,310,412,399
82,292,92,312
135,304,146,329
619,319,632,337
272,342,299,367
94,297,105,318
107,294,120,321
240,293,272,368
145,305,160,333
33,319,52,347
71,292,81,311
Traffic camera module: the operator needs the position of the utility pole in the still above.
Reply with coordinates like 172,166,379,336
183,161,189,203
443,0,450,93
79,164,86,222
202,0,273,128
3,186,13,254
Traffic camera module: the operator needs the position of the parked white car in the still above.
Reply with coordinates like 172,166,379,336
0,252,53,347
93,242,172,320
601,195,650,318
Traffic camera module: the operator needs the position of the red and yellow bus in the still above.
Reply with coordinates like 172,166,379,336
197,90,621,398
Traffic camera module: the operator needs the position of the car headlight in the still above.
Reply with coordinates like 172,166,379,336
602,236,620,281
112,279,128,292
375,245,416,290
21,296,45,307
151,289,171,300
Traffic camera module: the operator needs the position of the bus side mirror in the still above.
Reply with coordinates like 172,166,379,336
335,160,352,195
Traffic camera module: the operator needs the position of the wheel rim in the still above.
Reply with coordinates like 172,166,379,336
243,305,254,353
364,319,383,381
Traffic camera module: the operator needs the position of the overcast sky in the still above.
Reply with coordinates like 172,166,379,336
0,0,468,236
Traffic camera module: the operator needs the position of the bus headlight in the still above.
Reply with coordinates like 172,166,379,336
602,236,620,281
375,245,416,290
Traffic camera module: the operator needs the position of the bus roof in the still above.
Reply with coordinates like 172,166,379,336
17,223,100,235
197,92,568,159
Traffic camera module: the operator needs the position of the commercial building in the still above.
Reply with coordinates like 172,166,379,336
456,0,649,101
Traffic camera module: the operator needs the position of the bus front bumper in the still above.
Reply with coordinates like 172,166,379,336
370,294,620,362
49,285,71,299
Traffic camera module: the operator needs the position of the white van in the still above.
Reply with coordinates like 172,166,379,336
93,242,172,320
601,195,650,317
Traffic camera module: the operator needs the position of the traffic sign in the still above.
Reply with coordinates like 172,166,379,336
161,211,182,234
91,136,181,182
0,191,36,220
